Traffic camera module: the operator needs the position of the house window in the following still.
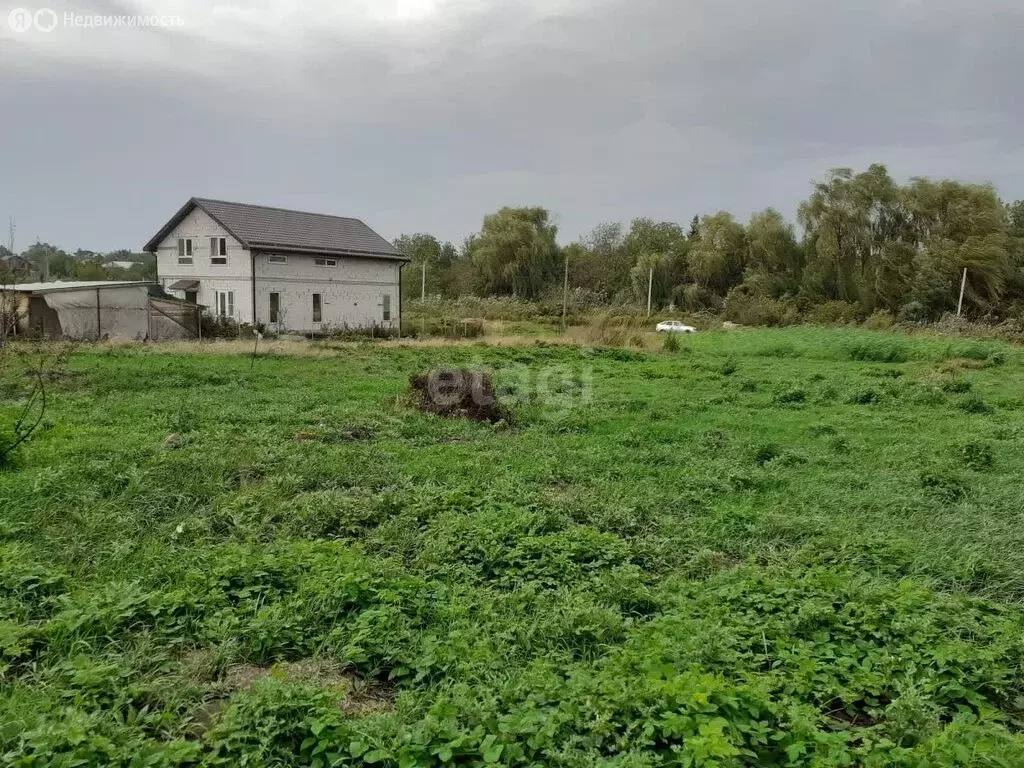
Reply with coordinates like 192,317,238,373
210,237,227,265
314,257,337,267
215,290,235,319
382,294,391,322
177,238,193,265
268,255,287,265
269,292,280,323
312,293,322,323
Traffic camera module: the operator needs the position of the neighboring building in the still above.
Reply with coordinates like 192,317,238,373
144,198,409,333
0,280,196,340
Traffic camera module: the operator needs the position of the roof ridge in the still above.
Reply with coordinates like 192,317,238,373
193,197,366,225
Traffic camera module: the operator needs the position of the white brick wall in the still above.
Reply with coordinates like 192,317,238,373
155,208,253,322
254,252,401,331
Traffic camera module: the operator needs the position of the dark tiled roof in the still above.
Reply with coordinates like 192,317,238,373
144,198,407,260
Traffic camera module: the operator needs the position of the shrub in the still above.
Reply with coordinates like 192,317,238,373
200,315,262,339
944,342,996,361
957,396,993,415
411,318,485,339
722,288,799,327
863,309,897,329
575,312,650,347
661,332,681,353
678,283,722,312
774,388,806,405
845,339,909,363
899,300,930,322
807,300,863,325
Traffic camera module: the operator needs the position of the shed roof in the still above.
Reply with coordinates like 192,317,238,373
143,198,409,261
3,280,152,294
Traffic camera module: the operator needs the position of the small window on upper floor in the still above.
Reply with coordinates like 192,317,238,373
268,255,287,265
177,238,193,264
314,257,337,267
210,237,227,265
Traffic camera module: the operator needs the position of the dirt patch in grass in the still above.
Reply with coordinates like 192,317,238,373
409,369,508,423
232,659,394,716
186,656,395,735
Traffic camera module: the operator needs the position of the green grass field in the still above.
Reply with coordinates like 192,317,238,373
3,328,1024,766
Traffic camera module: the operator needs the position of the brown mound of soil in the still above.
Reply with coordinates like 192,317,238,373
410,369,507,423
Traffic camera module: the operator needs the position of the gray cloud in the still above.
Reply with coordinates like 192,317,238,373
0,0,1021,252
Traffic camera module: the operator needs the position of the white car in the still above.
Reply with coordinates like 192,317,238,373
655,320,697,333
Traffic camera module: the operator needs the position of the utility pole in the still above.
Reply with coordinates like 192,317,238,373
421,261,426,302
561,251,569,326
956,267,968,318
646,267,653,317
36,236,49,282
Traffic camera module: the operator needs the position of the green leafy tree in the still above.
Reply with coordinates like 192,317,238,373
800,167,1013,318
1004,200,1024,307
800,167,880,307
566,222,633,299
470,207,560,298
744,208,804,298
394,233,464,300
24,242,75,280
629,251,675,309
687,212,747,295
72,261,108,281
902,178,1011,316
623,219,688,306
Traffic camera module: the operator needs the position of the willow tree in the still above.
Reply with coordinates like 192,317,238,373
687,212,746,295
743,208,805,298
798,165,911,310
470,207,561,298
902,179,1011,315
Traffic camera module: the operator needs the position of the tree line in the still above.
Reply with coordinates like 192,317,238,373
0,243,155,284
397,164,1024,323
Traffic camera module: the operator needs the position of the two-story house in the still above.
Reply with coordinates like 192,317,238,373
144,198,409,333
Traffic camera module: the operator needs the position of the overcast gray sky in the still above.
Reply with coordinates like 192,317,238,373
1,0,1022,253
